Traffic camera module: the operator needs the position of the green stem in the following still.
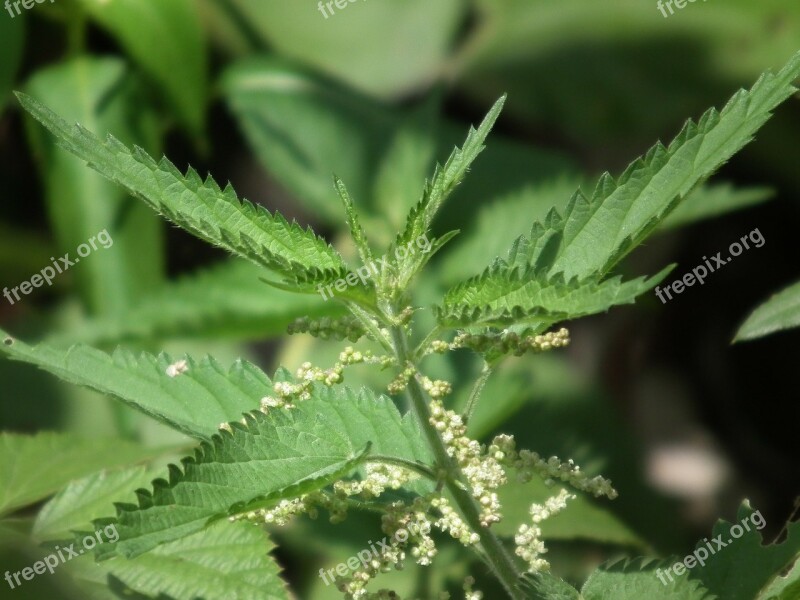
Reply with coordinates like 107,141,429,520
369,454,439,482
387,320,523,599
463,361,493,424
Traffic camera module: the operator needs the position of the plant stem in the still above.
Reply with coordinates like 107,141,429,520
387,322,523,599
369,454,439,482
463,361,493,424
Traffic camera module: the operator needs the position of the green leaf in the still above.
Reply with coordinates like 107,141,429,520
734,280,800,341
48,260,343,346
757,557,800,600
219,0,464,98
33,467,155,541
391,96,506,287
15,91,347,288
335,176,374,267
518,572,581,600
105,389,431,557
0,433,153,518
497,481,645,548
439,178,582,283
0,331,271,439
24,56,165,315
498,50,800,282
436,267,671,332
659,183,772,230
72,520,290,600
581,557,715,600
221,58,437,232
691,501,800,600
74,0,207,138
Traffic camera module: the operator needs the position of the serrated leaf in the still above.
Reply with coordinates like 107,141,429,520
734,280,800,341
511,50,800,282
582,557,715,600
71,520,289,600
335,176,374,267
0,331,270,439
34,467,156,541
390,96,505,287
105,389,431,557
518,572,581,600
48,260,343,346
0,433,154,518
14,92,347,288
74,0,207,138
452,51,800,290
436,267,671,331
691,501,800,600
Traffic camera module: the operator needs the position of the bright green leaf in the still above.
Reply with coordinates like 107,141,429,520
734,280,800,341
105,388,431,557
436,267,671,332
74,0,207,138
0,331,270,439
0,433,153,518
582,557,714,600
33,467,155,541
15,91,347,289
496,480,645,548
691,501,800,600
71,520,290,600
497,50,800,283
221,0,464,98
47,260,344,346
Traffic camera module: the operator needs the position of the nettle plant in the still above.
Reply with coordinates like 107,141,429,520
3,52,800,600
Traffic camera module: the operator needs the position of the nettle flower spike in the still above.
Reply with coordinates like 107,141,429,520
514,488,575,572
287,315,366,341
430,401,508,527
451,327,570,359
489,434,618,499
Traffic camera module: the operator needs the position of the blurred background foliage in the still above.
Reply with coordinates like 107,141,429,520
0,0,798,597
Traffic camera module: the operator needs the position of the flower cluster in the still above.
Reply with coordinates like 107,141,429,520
429,401,506,526
489,435,618,499
335,540,406,600
431,496,479,546
287,315,365,341
387,364,417,395
334,463,417,499
451,327,570,359
514,488,575,572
